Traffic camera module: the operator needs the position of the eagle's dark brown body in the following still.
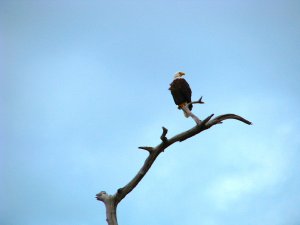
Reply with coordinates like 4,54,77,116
169,78,193,110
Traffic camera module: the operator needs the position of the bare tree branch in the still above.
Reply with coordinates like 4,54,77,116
160,127,168,142
96,192,118,225
138,146,154,153
186,96,205,108
181,105,202,125
206,114,252,127
181,96,205,125
96,113,252,225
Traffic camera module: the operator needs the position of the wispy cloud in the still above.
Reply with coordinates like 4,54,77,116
206,138,289,210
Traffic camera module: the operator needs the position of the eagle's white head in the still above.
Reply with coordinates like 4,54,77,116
174,71,185,79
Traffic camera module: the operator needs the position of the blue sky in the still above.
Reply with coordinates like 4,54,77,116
1,0,300,224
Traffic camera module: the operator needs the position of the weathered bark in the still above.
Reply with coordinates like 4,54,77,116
181,96,205,124
96,192,118,225
96,101,252,224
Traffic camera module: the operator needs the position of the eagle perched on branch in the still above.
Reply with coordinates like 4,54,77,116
169,72,192,117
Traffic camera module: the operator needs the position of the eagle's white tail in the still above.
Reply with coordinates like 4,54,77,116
181,105,202,125
183,110,190,118
181,104,191,118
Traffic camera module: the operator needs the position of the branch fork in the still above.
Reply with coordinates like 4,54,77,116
186,96,205,108
160,127,168,142
181,96,206,125
138,146,154,153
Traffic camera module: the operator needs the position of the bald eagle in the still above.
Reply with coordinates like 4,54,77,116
169,72,192,117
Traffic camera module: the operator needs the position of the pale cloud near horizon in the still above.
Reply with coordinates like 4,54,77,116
205,114,297,212
207,148,288,210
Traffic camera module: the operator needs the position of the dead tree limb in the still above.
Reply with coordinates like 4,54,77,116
181,96,205,125
181,105,202,125
186,96,205,107
96,112,252,225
